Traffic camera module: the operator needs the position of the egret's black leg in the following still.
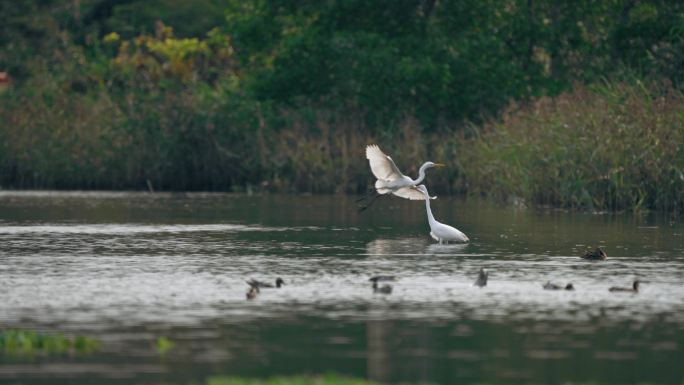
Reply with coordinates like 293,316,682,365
358,191,384,212
355,187,377,202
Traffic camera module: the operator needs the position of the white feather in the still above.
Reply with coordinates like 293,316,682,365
364,144,443,201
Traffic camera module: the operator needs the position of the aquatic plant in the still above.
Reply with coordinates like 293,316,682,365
0,329,100,356
156,336,175,355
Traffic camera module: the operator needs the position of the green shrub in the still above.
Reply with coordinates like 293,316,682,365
456,81,684,212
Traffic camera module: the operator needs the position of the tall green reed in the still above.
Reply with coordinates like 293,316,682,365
456,81,684,212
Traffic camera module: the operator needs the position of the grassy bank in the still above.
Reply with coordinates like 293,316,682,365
2,79,684,212
456,81,684,212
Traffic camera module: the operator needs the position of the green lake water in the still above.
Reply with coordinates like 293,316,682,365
0,191,683,384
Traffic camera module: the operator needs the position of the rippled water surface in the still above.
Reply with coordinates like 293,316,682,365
1,191,684,384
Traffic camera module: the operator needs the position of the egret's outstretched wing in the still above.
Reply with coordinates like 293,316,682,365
366,144,403,181
392,186,428,200
393,186,436,200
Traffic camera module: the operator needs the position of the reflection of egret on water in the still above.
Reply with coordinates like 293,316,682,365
425,242,469,254
359,144,445,211
365,238,469,258
365,238,430,256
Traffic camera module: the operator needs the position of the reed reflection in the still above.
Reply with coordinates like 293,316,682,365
366,319,391,382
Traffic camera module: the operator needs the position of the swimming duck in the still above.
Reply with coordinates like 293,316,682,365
608,280,640,293
543,281,575,290
581,247,607,260
372,281,393,294
247,278,285,288
369,275,396,283
246,286,259,300
473,268,488,287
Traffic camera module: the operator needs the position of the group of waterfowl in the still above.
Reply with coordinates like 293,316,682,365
245,144,635,299
545,248,640,293
542,247,640,293
245,247,641,299
579,247,641,291
360,144,469,244
466,255,638,293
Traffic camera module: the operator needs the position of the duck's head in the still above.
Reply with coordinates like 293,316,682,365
565,283,575,290
276,278,285,288
633,280,640,291
595,247,607,258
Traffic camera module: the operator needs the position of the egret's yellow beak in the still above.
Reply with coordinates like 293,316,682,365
433,163,446,168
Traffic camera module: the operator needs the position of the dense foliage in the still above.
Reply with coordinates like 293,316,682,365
1,0,684,210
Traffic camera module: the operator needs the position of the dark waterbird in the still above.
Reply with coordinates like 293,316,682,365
543,281,575,290
246,286,259,300
372,281,393,294
369,275,394,294
609,280,640,293
369,275,396,283
247,278,285,288
473,268,488,287
581,247,607,260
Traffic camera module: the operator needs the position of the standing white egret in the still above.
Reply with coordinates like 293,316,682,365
416,184,469,244
360,144,445,210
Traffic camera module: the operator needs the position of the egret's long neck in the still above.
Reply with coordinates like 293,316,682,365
424,192,436,224
412,163,430,184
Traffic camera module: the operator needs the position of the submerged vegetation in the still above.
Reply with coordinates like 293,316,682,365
156,336,175,355
0,329,100,356
1,1,684,211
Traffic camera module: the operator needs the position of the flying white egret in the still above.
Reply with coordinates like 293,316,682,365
416,184,469,244
360,144,445,210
